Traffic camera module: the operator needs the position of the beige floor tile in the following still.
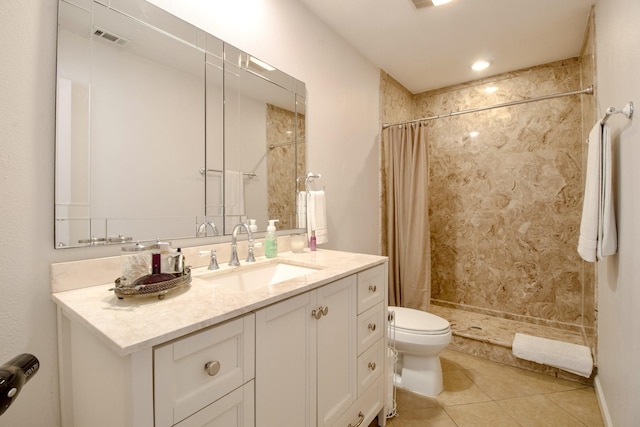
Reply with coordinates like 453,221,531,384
393,387,440,410
444,401,521,427
436,371,493,406
463,363,582,400
546,388,604,427
496,394,586,427
386,407,457,427
440,349,505,373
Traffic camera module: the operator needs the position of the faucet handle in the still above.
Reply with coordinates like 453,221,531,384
246,244,256,263
208,249,220,270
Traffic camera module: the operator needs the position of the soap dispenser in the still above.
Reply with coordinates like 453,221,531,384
265,219,279,258
249,219,258,232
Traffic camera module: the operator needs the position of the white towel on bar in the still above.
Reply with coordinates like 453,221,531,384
512,333,593,378
296,191,307,228
578,121,617,262
307,190,328,244
598,124,617,258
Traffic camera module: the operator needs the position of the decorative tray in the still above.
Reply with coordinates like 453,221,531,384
111,267,192,300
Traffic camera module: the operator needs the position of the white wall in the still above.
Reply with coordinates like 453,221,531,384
0,0,380,425
594,0,640,425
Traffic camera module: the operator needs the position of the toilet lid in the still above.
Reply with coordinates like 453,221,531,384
390,306,450,334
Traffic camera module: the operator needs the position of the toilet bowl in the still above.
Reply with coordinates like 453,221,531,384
388,306,451,396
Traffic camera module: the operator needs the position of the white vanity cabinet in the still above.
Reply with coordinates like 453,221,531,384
255,264,387,427
56,311,255,427
154,315,255,427
53,250,388,427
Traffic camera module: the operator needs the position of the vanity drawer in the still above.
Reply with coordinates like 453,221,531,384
334,376,384,427
357,339,385,396
357,303,384,355
175,380,254,427
154,314,255,427
357,264,385,314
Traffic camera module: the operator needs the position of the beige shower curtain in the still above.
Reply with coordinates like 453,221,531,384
381,122,431,310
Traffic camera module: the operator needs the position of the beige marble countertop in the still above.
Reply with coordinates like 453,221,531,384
51,249,386,356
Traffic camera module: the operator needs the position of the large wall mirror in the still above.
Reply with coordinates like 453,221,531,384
55,0,306,248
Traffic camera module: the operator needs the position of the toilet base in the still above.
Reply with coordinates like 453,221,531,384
395,353,444,396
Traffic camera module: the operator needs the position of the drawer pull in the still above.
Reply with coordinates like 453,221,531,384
312,306,329,319
204,360,221,377
348,411,365,427
368,362,376,371
368,285,377,293
368,323,376,332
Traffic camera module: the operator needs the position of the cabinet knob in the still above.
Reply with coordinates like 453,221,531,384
368,285,377,293
204,360,221,376
368,323,376,332
348,411,365,427
312,306,328,319
368,362,376,371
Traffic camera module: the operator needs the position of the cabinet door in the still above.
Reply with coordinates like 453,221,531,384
255,291,316,427
316,276,357,427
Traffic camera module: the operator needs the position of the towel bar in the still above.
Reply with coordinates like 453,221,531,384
601,101,634,124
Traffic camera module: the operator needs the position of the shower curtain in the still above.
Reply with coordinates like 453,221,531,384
381,122,431,310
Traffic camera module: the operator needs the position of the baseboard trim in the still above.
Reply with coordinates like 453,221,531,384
594,375,613,427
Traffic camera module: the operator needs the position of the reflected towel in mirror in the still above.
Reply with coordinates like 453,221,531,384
307,190,328,244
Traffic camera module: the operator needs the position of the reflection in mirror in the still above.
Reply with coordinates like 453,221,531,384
223,45,306,234
55,0,306,248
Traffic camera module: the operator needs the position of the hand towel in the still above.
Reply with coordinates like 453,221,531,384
598,123,617,258
307,190,328,244
578,122,617,261
296,191,307,228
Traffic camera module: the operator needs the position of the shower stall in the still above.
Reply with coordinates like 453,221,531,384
380,29,597,379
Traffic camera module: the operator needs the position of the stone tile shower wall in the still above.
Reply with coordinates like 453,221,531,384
417,59,586,330
267,104,306,230
381,55,596,337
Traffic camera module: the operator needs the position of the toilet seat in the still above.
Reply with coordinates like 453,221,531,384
390,306,450,335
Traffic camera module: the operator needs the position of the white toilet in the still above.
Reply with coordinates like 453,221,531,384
388,306,452,396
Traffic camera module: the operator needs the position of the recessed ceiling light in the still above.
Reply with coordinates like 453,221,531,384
432,0,452,5
485,86,498,94
471,60,490,71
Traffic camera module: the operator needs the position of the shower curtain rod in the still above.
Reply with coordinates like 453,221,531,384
382,85,594,129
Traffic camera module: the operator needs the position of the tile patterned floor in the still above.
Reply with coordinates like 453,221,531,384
379,349,604,427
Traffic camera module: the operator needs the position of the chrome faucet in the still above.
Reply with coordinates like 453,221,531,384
197,221,218,237
229,222,255,266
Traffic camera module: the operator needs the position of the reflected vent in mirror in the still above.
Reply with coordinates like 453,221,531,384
93,27,131,46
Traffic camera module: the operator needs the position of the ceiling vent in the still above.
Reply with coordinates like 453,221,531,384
93,27,131,47
410,0,433,8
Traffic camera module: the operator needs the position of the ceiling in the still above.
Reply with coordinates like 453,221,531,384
297,0,595,94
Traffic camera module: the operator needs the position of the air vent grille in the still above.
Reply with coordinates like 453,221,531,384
411,0,433,8
93,27,131,46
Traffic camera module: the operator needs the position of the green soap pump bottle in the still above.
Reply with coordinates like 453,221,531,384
265,219,279,258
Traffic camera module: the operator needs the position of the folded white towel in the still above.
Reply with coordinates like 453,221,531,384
578,121,617,261
512,333,593,378
307,190,328,244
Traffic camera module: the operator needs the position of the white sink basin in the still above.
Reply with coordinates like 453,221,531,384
196,261,320,292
